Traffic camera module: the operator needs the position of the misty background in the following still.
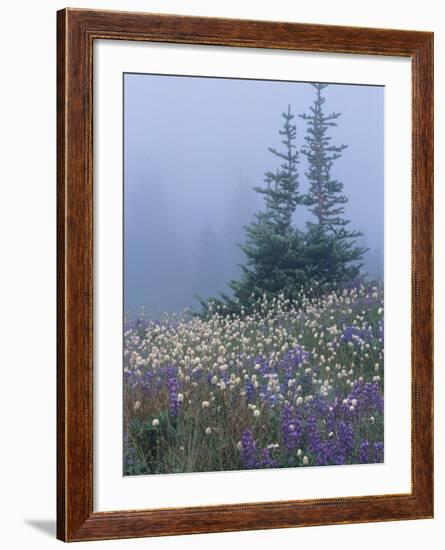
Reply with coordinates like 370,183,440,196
124,73,384,315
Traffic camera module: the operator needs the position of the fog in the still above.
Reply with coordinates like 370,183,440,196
124,73,384,314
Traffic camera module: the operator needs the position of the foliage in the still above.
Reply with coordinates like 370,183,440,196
218,106,308,312
203,85,369,315
124,283,384,474
257,104,302,235
304,224,365,286
299,83,368,279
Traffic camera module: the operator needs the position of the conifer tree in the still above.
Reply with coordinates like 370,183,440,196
256,105,301,235
225,106,308,308
299,83,367,283
202,106,307,313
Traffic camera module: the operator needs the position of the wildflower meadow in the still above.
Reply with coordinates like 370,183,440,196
124,283,384,474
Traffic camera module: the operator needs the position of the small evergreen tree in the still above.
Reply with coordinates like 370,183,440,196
203,106,308,313
299,83,367,283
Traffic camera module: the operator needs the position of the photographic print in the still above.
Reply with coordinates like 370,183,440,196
123,73,384,476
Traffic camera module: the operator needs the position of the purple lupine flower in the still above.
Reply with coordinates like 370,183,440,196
139,370,153,392
279,346,309,390
281,403,302,455
348,381,384,414
341,325,373,345
326,439,346,466
250,355,270,376
245,380,255,403
338,421,354,456
373,441,384,463
341,325,357,343
359,439,370,463
239,428,258,469
306,414,322,457
258,447,277,468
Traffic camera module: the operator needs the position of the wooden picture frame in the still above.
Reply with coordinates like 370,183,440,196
57,8,433,542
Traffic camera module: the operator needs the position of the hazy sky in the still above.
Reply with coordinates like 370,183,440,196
124,73,384,314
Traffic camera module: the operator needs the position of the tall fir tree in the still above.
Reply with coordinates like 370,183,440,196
256,105,301,235
299,83,367,283
223,106,308,310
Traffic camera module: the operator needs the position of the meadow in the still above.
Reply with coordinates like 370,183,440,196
123,281,384,475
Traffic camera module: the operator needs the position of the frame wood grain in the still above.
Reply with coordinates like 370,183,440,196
57,8,434,542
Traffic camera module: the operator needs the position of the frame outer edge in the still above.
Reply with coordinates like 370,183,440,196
412,32,434,517
57,7,95,541
56,8,434,541
56,7,67,542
